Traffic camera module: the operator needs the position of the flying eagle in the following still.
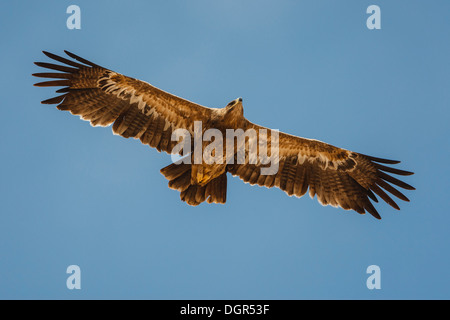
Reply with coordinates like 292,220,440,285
33,51,414,219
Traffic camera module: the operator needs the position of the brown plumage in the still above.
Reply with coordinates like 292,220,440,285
33,51,415,219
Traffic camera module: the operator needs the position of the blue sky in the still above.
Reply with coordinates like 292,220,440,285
0,0,449,299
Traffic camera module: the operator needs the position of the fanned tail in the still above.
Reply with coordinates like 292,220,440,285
160,163,227,206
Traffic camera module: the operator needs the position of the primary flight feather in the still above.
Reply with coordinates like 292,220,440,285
33,51,415,219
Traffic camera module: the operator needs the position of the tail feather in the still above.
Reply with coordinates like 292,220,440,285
160,162,190,181
206,173,227,204
160,163,227,206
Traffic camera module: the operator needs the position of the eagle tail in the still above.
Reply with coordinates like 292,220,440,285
160,163,227,206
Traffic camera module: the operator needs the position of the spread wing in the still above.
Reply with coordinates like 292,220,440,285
33,51,212,153
227,121,415,219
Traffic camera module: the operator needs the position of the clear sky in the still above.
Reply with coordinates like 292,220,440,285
0,0,449,299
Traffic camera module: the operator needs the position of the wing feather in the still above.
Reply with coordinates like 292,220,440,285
227,120,414,219
33,51,212,154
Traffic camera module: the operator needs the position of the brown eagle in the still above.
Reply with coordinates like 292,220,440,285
33,51,414,219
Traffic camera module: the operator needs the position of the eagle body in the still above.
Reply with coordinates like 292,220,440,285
33,51,415,219
190,100,246,185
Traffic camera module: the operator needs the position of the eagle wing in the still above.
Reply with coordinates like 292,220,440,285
227,120,415,219
33,51,212,153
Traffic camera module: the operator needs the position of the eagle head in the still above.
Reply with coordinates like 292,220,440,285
226,97,243,109
223,97,244,123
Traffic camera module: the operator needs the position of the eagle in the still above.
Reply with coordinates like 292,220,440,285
33,51,414,219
